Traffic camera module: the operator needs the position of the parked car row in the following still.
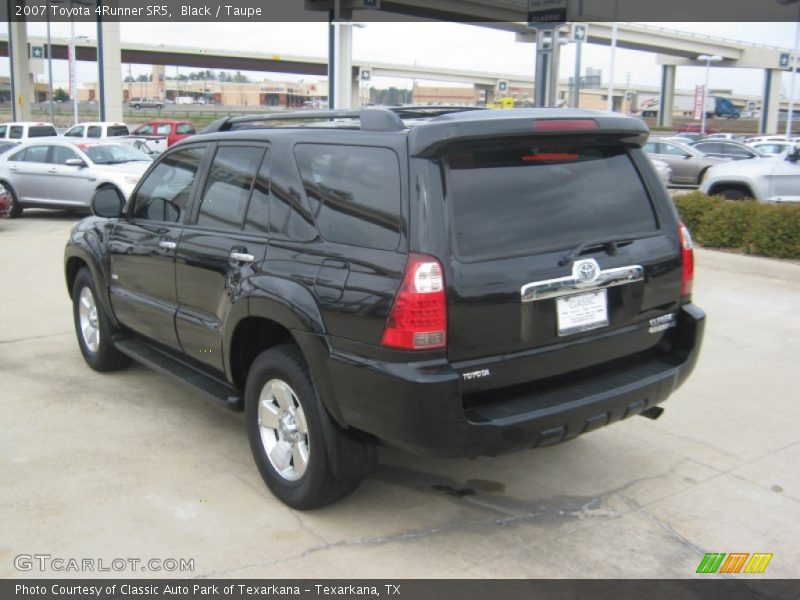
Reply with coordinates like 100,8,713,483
0,120,196,155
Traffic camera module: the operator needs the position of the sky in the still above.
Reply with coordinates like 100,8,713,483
4,21,799,99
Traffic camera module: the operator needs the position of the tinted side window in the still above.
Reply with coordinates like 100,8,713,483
51,146,80,164
294,144,402,250
107,125,129,137
29,126,57,138
176,123,195,134
9,126,23,139
136,124,154,135
0,125,7,138
17,146,49,163
87,126,102,138
196,145,264,231
244,151,270,234
662,143,689,157
64,126,83,137
131,146,205,223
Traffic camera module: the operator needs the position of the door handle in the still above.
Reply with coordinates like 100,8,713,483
229,251,255,263
159,240,177,250
9,166,17,171
48,168,58,173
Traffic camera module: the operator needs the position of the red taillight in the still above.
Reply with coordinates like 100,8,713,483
534,119,599,131
679,222,694,299
381,253,447,351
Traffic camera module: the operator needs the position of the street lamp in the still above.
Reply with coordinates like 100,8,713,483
698,54,722,134
68,29,91,126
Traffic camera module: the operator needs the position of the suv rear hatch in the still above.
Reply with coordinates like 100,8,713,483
411,113,684,388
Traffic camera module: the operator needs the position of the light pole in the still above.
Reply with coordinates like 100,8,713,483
698,54,722,134
786,21,800,137
607,0,619,111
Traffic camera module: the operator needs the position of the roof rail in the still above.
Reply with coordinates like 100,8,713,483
202,107,405,134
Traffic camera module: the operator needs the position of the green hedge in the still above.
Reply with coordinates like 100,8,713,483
673,192,800,259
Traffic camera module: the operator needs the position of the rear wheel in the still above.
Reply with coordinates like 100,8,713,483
4,184,22,218
714,185,751,201
72,268,131,372
245,344,372,509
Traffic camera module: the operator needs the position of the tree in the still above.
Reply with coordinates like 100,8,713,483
54,87,69,102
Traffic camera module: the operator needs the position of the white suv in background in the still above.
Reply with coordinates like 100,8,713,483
63,122,131,139
0,122,58,140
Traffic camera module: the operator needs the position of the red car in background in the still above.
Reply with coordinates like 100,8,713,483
132,120,196,151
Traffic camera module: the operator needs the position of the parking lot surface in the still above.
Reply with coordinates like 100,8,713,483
1,212,799,579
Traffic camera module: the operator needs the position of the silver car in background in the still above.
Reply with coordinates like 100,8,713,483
0,139,151,218
701,147,800,202
643,138,728,186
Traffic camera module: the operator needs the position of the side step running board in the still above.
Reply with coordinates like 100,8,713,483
114,336,242,410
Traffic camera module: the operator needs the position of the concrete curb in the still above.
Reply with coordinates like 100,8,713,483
695,247,800,281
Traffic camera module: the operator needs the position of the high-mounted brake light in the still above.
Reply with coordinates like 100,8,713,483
679,222,694,300
521,152,579,162
381,253,447,351
534,119,599,131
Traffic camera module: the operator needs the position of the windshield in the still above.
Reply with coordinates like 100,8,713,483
84,144,151,164
446,143,659,260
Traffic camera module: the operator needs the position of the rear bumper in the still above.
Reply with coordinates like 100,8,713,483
324,303,705,458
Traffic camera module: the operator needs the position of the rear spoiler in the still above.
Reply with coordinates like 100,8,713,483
408,109,650,157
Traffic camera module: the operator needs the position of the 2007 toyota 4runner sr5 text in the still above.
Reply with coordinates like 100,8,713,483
65,107,705,509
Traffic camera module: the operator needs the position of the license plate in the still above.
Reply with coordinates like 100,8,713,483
556,289,609,336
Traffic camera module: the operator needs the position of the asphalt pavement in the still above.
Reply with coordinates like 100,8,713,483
1,211,798,579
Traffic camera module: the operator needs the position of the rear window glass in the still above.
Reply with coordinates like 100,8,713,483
447,144,658,259
28,126,57,138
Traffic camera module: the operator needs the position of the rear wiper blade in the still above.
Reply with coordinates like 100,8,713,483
559,232,655,266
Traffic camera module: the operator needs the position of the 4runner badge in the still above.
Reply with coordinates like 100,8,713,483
462,369,490,381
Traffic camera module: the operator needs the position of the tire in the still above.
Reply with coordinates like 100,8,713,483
245,344,373,509
715,186,751,201
4,183,22,218
133,104,140,110
72,268,131,372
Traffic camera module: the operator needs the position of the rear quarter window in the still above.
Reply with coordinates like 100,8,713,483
294,144,402,250
28,126,57,138
446,143,659,260
107,125,129,137
176,123,195,134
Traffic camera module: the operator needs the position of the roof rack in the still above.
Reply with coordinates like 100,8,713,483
202,105,485,134
203,107,404,134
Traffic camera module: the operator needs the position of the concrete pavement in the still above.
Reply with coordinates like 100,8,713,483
1,211,798,579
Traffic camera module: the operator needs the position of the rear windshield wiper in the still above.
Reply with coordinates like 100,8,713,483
559,232,656,266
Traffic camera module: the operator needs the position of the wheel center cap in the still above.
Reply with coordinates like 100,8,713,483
278,412,297,441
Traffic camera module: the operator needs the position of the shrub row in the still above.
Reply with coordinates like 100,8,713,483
673,192,800,259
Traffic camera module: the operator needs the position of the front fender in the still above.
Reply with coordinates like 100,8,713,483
64,217,120,328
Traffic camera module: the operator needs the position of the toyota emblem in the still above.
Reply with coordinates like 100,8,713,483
574,259,600,283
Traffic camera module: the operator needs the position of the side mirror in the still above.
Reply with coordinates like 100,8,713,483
65,158,87,168
91,186,125,218
786,148,800,163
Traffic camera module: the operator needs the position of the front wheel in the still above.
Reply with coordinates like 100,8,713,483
245,344,373,509
4,184,22,218
72,268,131,372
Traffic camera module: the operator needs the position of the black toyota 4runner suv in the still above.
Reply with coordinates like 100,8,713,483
65,107,704,509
